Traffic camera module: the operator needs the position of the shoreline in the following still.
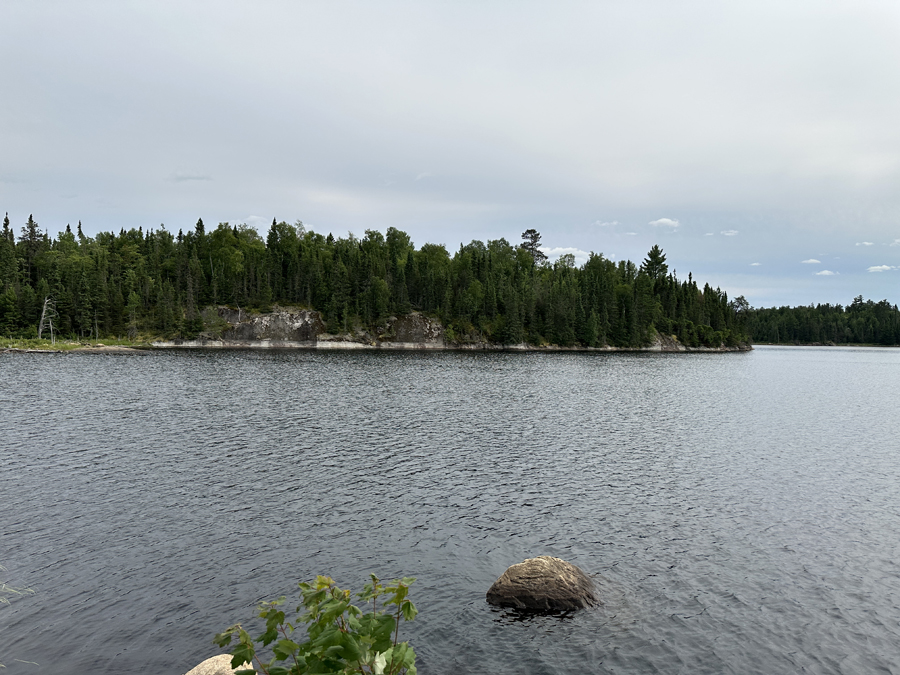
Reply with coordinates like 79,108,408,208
1,340,750,354
1,344,149,354
150,336,752,353
2,308,753,354
752,342,900,348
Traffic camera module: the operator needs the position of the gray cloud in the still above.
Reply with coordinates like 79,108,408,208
171,173,212,183
3,1,900,307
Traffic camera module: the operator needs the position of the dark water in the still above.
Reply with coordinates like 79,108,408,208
2,346,900,674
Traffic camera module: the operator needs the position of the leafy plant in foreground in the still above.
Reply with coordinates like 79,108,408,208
215,575,418,675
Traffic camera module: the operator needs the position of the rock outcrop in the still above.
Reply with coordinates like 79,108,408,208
219,307,325,342
184,654,251,675
375,312,445,347
486,556,598,611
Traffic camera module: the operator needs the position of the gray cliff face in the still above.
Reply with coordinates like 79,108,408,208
151,307,449,349
218,307,325,342
378,313,445,345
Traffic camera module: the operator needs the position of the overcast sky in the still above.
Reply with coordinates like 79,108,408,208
2,1,900,307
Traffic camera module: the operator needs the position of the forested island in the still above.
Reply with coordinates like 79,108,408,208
0,214,756,350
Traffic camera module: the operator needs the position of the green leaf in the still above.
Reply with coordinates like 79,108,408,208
400,644,416,668
322,644,345,659
273,638,300,660
232,644,254,668
384,643,416,675
401,600,418,622
339,632,363,661
213,626,237,648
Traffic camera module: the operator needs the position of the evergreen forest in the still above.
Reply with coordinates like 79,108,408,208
0,214,750,348
744,298,900,345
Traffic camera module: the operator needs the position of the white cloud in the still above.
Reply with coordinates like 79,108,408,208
720,230,739,236
593,220,619,227
704,232,715,236
240,215,274,231
649,218,679,228
750,262,761,266
624,232,637,236
867,265,896,272
856,241,874,246
891,240,900,247
414,172,433,181
815,270,838,276
539,246,590,266
801,259,821,264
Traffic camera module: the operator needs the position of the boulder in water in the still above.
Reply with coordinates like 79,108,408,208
486,556,597,611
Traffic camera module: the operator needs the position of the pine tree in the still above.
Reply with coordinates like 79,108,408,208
520,229,548,265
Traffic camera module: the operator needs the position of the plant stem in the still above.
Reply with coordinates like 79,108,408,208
387,585,404,675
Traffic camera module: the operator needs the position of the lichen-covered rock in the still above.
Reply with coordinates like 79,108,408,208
486,556,597,611
219,306,325,341
184,654,251,675
385,312,445,344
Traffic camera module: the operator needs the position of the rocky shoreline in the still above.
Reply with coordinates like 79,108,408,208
1,344,147,354
150,306,751,353
1,307,751,354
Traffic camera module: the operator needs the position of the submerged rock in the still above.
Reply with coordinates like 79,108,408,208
486,556,597,611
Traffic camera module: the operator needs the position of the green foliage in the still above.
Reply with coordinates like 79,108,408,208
214,575,417,675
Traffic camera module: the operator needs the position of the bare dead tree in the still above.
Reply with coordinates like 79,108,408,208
37,296,59,344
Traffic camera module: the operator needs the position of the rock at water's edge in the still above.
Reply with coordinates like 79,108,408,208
184,654,251,675
486,556,598,611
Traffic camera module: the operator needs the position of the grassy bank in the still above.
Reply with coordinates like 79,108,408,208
1,337,153,351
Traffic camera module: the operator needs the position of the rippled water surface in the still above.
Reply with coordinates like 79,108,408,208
3,346,900,674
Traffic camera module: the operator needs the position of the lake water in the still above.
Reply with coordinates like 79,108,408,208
2,346,900,674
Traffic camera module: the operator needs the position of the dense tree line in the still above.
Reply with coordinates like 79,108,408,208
744,298,900,345
0,213,748,347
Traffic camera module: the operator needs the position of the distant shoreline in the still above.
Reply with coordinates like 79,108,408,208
751,342,899,348
1,339,750,355
151,335,752,353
